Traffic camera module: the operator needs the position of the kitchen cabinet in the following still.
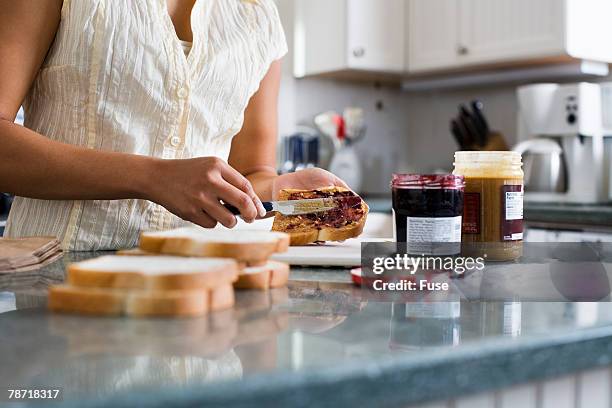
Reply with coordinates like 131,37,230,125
293,0,405,78
458,0,564,65
294,0,612,79
407,0,612,73
406,0,458,72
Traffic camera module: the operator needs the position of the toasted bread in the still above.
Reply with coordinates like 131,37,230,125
139,227,289,263
271,187,368,246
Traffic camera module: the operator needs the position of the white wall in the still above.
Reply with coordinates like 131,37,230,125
276,0,519,195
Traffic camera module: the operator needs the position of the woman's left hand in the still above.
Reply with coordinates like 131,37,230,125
271,168,349,199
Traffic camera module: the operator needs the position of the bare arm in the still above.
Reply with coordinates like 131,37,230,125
0,0,154,200
0,1,262,228
229,61,347,202
228,61,281,201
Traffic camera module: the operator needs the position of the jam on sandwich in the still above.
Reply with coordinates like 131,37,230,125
284,190,364,230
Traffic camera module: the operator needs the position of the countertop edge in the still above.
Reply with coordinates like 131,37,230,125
53,324,612,408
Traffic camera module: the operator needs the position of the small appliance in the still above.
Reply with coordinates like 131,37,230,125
515,82,612,203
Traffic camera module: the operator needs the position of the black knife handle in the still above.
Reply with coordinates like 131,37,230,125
471,100,490,133
223,203,240,215
223,202,274,216
454,116,473,148
450,120,464,149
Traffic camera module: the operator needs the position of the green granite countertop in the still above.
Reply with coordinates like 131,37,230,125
3,252,612,407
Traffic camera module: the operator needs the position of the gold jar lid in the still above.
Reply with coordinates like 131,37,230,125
454,151,522,165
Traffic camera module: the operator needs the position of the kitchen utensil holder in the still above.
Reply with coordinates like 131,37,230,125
462,131,509,151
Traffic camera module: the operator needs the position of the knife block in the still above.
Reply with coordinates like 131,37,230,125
464,131,509,151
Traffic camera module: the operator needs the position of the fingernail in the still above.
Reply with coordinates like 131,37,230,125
256,201,266,218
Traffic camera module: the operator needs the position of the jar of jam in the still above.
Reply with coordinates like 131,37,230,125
453,151,524,261
391,174,465,255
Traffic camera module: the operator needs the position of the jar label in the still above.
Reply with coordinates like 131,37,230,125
462,193,481,234
406,216,462,255
501,185,523,241
406,216,462,242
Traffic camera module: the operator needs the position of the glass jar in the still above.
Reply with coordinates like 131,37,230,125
391,174,465,255
453,151,524,261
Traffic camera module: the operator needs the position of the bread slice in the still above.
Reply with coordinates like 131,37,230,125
66,255,238,291
271,186,369,246
139,227,289,263
48,285,125,316
116,248,263,268
234,261,290,290
114,251,289,290
115,248,153,256
48,283,234,317
209,284,235,310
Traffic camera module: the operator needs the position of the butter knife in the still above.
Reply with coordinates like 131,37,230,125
224,196,360,216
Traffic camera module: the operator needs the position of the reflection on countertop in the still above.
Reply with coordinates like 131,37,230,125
3,253,612,407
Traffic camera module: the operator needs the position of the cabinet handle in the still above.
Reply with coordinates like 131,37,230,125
457,45,469,55
353,47,365,58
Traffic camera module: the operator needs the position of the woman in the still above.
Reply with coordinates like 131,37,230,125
0,0,347,250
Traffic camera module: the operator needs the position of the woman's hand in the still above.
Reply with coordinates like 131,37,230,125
271,168,349,199
147,157,267,229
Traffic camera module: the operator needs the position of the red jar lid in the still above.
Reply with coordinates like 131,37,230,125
391,174,465,190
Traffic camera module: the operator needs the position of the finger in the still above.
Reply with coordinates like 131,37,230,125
202,198,238,228
217,187,258,223
188,209,218,229
255,197,267,218
220,165,266,218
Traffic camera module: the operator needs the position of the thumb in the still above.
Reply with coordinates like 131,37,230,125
332,174,350,189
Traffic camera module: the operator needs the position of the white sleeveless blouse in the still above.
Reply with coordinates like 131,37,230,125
5,0,287,251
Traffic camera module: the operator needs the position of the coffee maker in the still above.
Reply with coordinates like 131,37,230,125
515,82,612,204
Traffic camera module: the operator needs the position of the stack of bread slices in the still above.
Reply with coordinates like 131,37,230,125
48,227,290,318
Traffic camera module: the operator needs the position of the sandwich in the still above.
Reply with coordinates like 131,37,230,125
271,186,368,245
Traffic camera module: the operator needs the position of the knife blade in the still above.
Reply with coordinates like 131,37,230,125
224,196,361,217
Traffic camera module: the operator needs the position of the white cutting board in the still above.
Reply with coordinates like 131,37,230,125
271,238,391,267
271,240,361,267
231,213,394,267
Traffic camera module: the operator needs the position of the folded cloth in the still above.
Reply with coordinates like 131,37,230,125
0,237,63,273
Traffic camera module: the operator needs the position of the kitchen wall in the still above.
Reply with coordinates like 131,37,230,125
276,0,523,195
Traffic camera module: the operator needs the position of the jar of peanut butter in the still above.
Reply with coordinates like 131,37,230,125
453,151,524,261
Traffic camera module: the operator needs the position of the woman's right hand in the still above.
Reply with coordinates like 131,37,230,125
147,157,267,229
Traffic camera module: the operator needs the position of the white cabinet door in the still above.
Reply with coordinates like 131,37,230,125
347,0,405,72
293,0,347,77
458,0,565,65
406,0,459,72
294,0,405,76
